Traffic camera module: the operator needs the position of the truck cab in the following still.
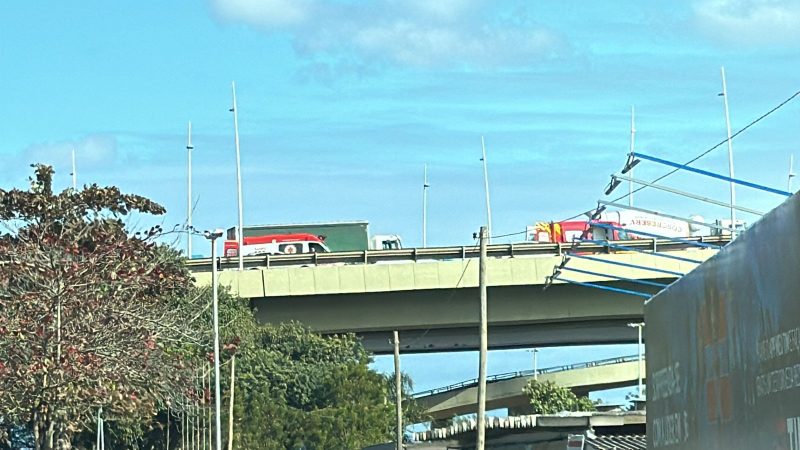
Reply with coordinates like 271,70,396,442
369,234,403,250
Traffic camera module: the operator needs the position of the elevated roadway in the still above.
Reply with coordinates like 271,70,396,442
189,238,724,354
413,355,646,420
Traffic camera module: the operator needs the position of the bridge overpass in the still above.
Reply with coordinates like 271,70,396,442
189,238,724,354
413,355,646,420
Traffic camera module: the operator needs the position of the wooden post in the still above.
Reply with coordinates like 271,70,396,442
476,226,488,450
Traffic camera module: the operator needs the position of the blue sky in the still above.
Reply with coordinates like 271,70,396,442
2,0,799,410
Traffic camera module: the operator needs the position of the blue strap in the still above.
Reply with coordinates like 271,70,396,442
633,152,792,196
552,276,653,299
561,266,670,287
567,253,686,277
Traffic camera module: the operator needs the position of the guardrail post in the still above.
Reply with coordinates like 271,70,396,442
265,254,270,269
413,248,418,262
363,250,368,265
557,242,562,256
461,246,466,259
509,243,514,258
652,238,658,253
313,252,318,266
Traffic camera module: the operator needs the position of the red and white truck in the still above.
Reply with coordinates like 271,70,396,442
527,210,711,243
223,233,330,258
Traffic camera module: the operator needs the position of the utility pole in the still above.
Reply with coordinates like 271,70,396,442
720,67,737,237
393,331,403,450
187,121,194,258
422,164,429,248
231,81,245,271
480,138,492,244
628,322,645,398
476,226,488,450
628,106,636,207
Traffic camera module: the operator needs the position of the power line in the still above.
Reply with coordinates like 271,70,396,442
559,89,800,222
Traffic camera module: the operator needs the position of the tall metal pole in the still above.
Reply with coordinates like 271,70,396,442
628,322,644,398
720,67,737,237
480,138,492,244
207,363,212,450
628,106,636,207
227,355,236,450
789,155,795,192
71,148,77,190
393,331,403,450
231,82,245,271
533,349,539,380
422,164,429,248
187,122,194,258
211,236,223,450
476,226,488,450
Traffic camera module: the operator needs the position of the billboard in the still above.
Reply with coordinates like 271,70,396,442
646,193,800,449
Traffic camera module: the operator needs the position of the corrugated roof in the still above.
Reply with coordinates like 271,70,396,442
586,435,646,450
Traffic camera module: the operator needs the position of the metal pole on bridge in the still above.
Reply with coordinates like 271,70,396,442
476,226,488,450
231,81,245,271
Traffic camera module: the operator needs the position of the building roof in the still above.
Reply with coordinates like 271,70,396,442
587,435,646,450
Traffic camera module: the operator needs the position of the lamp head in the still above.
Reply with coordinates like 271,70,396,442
204,228,225,240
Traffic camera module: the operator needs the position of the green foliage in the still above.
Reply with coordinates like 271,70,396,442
230,322,395,449
0,166,205,449
523,380,598,415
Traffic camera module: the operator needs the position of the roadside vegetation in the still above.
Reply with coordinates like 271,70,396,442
0,166,419,449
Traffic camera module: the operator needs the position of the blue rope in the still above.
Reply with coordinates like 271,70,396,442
552,276,653,299
567,253,686,277
633,152,792,196
561,266,670,288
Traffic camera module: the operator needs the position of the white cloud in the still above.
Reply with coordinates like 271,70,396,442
694,0,800,45
208,0,564,71
22,135,118,171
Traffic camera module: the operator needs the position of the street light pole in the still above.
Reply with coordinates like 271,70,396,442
187,122,194,258
230,82,245,271
205,229,224,450
720,67,737,237
628,322,645,399
422,164,429,248
480,137,492,244
532,349,539,380
628,106,636,207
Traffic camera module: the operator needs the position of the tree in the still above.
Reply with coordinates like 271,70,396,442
0,166,204,449
229,321,397,449
523,380,597,415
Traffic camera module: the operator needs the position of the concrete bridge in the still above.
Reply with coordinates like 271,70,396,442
189,238,723,354
413,355,645,420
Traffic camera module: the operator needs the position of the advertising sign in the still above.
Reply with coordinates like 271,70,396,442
646,193,800,449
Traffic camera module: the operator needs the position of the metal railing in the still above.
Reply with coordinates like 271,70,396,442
186,236,728,272
412,354,643,398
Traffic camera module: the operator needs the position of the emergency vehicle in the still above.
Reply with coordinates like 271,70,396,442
223,233,330,257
